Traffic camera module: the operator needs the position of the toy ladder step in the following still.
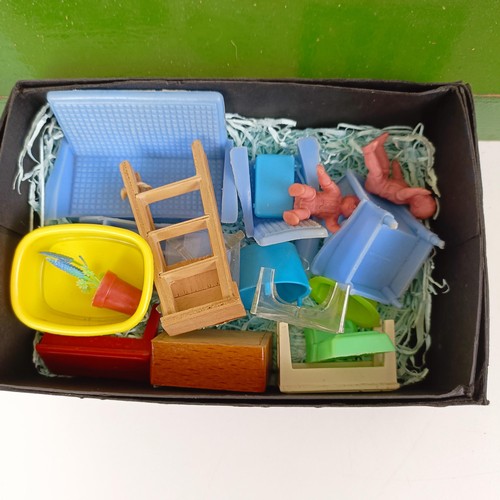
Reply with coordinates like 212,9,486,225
120,140,245,336
148,216,209,242
137,176,201,204
160,255,219,283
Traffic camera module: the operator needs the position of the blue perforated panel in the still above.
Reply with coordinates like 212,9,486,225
46,90,228,221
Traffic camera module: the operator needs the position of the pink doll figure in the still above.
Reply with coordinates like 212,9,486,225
362,132,437,219
283,165,359,233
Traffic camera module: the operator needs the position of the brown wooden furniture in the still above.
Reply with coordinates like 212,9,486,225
151,329,272,392
120,140,245,336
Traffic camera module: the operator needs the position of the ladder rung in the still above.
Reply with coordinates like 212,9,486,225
159,256,218,282
137,176,201,204
148,216,210,243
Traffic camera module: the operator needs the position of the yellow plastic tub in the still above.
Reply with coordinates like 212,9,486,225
10,224,154,336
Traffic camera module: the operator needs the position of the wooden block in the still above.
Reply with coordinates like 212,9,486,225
151,329,272,392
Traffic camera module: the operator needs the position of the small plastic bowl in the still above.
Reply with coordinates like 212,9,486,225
10,224,154,336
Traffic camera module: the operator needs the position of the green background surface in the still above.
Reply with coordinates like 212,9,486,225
0,0,499,138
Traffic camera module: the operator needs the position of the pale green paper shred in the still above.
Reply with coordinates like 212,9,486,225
18,109,447,387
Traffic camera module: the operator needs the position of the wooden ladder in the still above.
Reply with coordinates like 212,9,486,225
120,140,245,336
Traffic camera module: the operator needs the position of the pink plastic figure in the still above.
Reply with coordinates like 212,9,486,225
362,132,437,219
283,165,359,233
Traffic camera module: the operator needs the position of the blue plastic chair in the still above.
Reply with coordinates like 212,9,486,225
311,170,444,307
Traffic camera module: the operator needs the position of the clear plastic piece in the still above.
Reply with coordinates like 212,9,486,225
250,267,351,333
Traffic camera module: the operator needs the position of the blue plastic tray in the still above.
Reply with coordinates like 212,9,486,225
45,90,237,222
311,170,444,307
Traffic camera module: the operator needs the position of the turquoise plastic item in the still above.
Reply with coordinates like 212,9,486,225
254,155,294,218
45,90,237,223
311,170,444,307
229,146,328,246
296,136,321,189
239,242,310,310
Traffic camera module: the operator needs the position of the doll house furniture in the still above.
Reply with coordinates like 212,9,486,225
311,170,444,307
120,140,245,336
229,137,329,246
45,90,238,224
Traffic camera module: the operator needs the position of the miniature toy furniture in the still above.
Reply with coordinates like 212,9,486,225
35,305,160,382
229,142,329,246
293,137,325,263
45,90,237,223
277,320,399,393
304,325,395,362
297,136,322,189
251,267,347,333
311,170,444,307
253,154,295,217
252,268,393,358
151,329,272,392
120,140,245,335
10,224,155,336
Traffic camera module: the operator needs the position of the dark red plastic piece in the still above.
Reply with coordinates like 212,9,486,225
35,305,160,382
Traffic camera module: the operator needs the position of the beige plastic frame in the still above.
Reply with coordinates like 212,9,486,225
278,320,400,393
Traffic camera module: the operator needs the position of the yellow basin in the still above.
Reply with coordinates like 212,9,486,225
10,224,154,336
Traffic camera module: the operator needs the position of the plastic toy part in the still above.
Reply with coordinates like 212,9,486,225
254,155,294,218
363,132,437,220
311,170,444,307
309,275,380,329
239,242,310,310
250,267,348,333
304,327,395,362
120,140,245,336
229,146,255,237
293,137,324,263
297,136,321,189
304,279,391,360
10,224,155,336
35,304,161,382
230,146,328,246
45,90,237,223
277,321,400,393
283,165,359,233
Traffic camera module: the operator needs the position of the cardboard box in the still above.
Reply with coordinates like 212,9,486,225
0,79,488,405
